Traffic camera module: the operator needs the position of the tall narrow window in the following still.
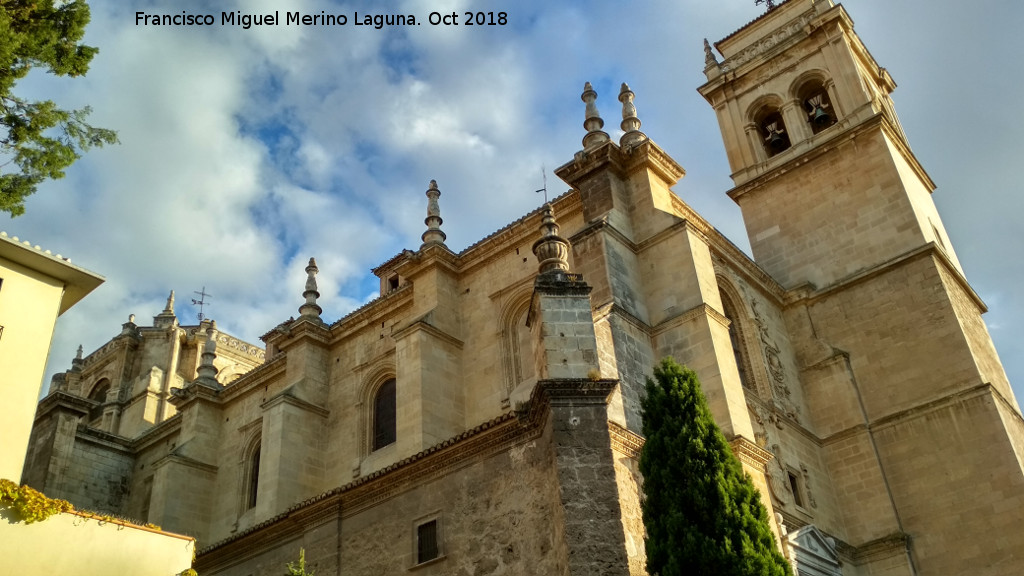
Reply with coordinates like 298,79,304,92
248,446,261,509
417,519,439,564
720,292,753,390
139,476,153,522
373,379,397,450
788,470,804,508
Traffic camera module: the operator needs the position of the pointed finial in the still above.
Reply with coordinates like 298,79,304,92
194,320,220,388
581,82,610,149
154,289,179,328
532,203,571,275
72,344,85,370
704,39,719,69
421,179,447,248
299,257,323,318
618,83,648,148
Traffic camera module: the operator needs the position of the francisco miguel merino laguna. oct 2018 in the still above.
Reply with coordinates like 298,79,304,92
134,10,509,29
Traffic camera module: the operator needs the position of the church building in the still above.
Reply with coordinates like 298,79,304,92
22,1,1024,574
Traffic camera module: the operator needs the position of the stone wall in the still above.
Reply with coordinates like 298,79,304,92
198,414,569,576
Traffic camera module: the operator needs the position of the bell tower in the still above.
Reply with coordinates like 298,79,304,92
699,0,963,290
700,1,1024,574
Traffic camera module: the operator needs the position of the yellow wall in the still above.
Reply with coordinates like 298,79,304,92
0,256,64,480
0,510,194,575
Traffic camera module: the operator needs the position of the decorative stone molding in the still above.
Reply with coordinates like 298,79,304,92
609,422,644,459
719,9,817,73
729,435,773,470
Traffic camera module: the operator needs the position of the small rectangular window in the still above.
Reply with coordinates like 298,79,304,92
417,519,439,564
788,470,804,508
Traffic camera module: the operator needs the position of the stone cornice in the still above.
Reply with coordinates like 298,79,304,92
620,139,686,184
554,139,684,190
392,243,460,279
849,532,911,564
131,413,182,452
729,436,774,470
592,302,652,337
168,381,222,410
782,242,986,313
328,283,414,336
726,113,931,202
391,315,465,349
529,378,619,407
870,382,1007,434
218,353,288,402
555,141,628,185
33,391,93,421
651,303,724,337
261,390,330,418
609,422,644,459
371,249,415,277
153,452,218,474
531,272,592,297
456,191,582,277
75,425,134,454
275,317,332,350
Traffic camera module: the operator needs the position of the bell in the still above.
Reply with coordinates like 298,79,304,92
767,131,787,151
812,105,832,126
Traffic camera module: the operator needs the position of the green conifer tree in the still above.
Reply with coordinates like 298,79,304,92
640,357,792,576
0,0,117,216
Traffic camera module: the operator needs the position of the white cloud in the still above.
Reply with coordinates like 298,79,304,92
4,0,1021,401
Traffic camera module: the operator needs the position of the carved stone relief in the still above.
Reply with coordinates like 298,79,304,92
720,10,816,72
750,298,798,419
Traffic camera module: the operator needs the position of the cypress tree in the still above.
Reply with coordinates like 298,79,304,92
639,357,792,576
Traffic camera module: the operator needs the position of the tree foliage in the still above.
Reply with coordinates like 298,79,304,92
639,358,792,576
0,0,117,216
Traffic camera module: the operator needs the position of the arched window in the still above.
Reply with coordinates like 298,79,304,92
87,378,111,422
247,446,261,509
719,291,754,390
757,108,791,156
373,379,397,450
797,80,836,134
499,292,535,406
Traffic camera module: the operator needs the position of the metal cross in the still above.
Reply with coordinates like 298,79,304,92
191,286,212,322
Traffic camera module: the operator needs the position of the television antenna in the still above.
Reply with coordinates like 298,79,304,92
535,166,548,203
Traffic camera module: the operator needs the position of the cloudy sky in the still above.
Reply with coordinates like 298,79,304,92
7,0,1023,403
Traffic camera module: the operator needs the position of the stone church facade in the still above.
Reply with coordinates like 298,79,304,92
22,1,1024,574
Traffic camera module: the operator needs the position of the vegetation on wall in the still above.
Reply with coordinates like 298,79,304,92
284,548,315,576
0,478,73,524
639,358,792,576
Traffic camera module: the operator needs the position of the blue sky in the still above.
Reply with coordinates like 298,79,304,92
7,0,1023,403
